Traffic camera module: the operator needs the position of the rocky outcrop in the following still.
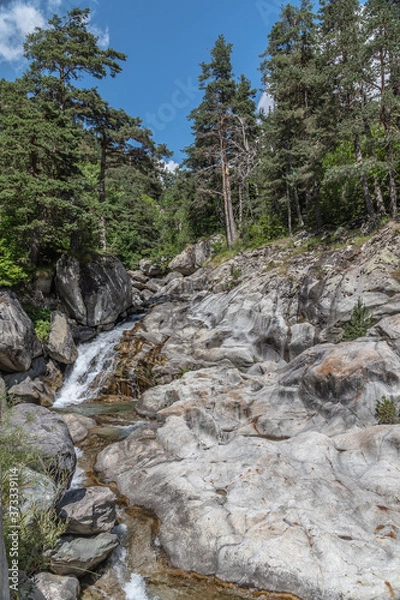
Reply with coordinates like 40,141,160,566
34,573,80,600
0,291,42,373
168,240,213,275
58,487,117,536
8,403,76,484
96,223,400,600
55,254,132,327
49,533,119,577
47,312,78,365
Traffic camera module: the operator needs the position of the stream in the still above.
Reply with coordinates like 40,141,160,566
52,317,289,600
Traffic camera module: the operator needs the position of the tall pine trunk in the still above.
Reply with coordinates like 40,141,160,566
220,131,237,249
286,180,292,236
293,185,304,227
374,176,386,216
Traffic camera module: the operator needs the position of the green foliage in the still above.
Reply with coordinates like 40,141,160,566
342,299,373,341
24,307,51,342
0,407,67,576
0,238,29,287
375,396,399,425
246,212,287,247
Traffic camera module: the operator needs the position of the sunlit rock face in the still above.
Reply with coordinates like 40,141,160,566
0,290,42,372
97,224,400,600
55,254,132,327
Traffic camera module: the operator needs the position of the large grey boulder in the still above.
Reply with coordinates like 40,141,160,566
8,403,76,484
0,291,42,373
49,533,119,577
168,240,212,276
34,573,80,600
58,486,117,535
8,377,49,405
47,311,78,365
61,413,96,444
55,254,132,327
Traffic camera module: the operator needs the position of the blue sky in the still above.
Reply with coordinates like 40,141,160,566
0,0,284,165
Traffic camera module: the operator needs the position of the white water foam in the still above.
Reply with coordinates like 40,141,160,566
53,319,138,408
122,573,154,600
110,526,158,600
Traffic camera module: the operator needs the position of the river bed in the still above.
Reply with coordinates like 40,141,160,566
53,319,299,600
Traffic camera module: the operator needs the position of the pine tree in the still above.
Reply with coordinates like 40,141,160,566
232,75,260,232
0,78,95,267
259,1,322,230
24,8,126,113
186,35,238,249
319,0,377,222
364,0,400,216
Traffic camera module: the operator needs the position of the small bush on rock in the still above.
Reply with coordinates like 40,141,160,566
342,299,373,341
376,396,399,425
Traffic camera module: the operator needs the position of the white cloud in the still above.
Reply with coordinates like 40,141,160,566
0,0,110,64
88,22,109,49
0,2,45,62
163,160,179,173
46,0,62,10
257,90,274,115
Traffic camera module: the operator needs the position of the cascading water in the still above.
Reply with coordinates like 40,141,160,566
53,317,157,600
53,319,138,408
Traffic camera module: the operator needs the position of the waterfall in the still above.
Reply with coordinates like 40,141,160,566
53,318,138,408
53,318,157,600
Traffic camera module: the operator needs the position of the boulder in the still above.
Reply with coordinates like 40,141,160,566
0,291,42,373
8,403,76,484
55,254,132,327
34,573,80,600
61,414,96,444
18,572,47,600
49,533,119,577
70,325,97,344
127,270,149,284
47,312,78,365
139,258,164,278
168,240,212,276
3,357,48,389
58,487,117,535
20,468,57,517
8,377,49,405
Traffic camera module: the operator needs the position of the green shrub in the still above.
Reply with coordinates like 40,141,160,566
375,396,399,425
0,239,28,287
0,406,67,576
342,299,373,341
24,307,51,342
